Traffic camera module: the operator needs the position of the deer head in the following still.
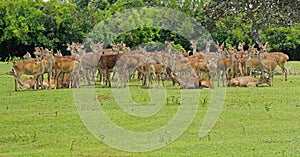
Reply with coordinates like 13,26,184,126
205,40,213,53
23,52,32,60
165,41,174,53
238,42,245,51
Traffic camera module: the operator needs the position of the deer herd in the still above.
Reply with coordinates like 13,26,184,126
5,40,289,91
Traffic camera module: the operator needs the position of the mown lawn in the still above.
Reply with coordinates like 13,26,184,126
0,61,300,156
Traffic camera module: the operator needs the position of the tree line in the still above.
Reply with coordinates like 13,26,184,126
0,0,299,60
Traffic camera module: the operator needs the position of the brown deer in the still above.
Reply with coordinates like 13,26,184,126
260,42,289,81
205,40,213,53
199,78,214,89
165,41,174,53
170,73,214,89
98,53,123,87
188,58,210,79
227,76,270,87
54,50,63,57
12,59,45,91
246,45,264,78
216,47,235,87
259,48,277,86
6,69,35,89
53,56,81,89
23,52,32,60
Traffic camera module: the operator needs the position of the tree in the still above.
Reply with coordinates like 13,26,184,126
204,0,300,45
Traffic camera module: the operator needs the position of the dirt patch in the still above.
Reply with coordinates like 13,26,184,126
97,95,112,101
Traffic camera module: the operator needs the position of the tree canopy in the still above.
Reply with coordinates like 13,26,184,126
0,0,299,60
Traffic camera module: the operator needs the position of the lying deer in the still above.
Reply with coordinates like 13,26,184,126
6,69,54,89
227,76,270,87
171,73,214,89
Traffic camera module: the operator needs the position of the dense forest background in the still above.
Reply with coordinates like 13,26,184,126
0,0,299,60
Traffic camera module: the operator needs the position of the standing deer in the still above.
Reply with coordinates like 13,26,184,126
260,42,289,81
12,59,45,91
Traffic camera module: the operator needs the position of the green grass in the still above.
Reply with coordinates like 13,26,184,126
0,62,300,156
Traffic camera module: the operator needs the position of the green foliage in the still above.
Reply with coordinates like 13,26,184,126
0,0,299,60
263,25,300,51
172,44,185,52
204,0,300,56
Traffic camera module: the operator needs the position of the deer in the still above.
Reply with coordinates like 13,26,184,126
138,54,166,88
12,59,45,91
206,59,218,83
246,45,265,78
77,42,104,86
260,42,289,81
115,52,147,88
190,40,219,61
199,78,214,89
54,50,63,57
170,73,214,89
205,40,213,53
188,58,210,79
165,41,174,53
216,46,235,87
33,47,43,59
52,56,81,89
33,48,54,89
6,69,35,89
66,42,82,56
239,45,254,76
227,76,270,87
23,52,32,60
258,46,277,87
98,53,123,87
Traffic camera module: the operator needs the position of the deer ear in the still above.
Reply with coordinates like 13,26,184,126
221,42,224,47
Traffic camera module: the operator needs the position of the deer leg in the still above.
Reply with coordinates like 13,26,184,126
46,72,50,89
222,72,225,87
284,67,287,81
157,73,161,88
100,69,105,87
281,65,287,81
107,71,111,88
142,73,146,86
34,75,38,90
15,77,18,91
85,69,91,86
54,71,61,89
217,69,220,87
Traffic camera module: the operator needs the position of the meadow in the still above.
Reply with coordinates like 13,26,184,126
0,61,300,156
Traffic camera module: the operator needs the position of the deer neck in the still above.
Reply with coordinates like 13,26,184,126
166,45,172,53
38,60,45,73
192,48,196,55
229,53,234,64
205,45,210,53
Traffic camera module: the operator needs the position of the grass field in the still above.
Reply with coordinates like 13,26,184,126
0,61,300,156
